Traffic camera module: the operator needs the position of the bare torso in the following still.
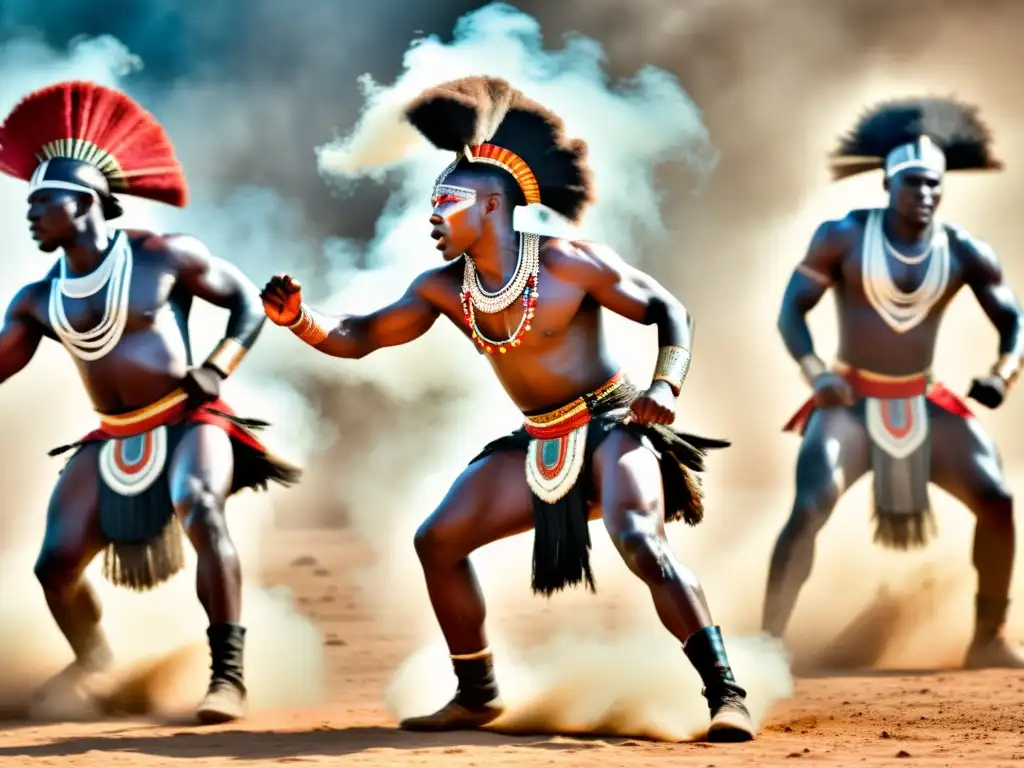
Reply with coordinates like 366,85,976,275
424,239,622,413
20,231,194,414
830,209,969,376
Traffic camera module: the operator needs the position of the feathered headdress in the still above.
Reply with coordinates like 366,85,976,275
829,96,1003,181
404,76,595,225
0,80,188,219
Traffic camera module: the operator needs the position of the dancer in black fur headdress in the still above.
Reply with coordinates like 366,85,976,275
765,96,1024,669
261,75,755,741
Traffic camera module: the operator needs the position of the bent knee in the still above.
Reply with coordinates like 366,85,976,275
34,549,87,594
789,486,838,533
414,519,447,563
174,480,231,546
984,483,1013,508
614,529,681,585
414,515,469,565
973,482,1014,525
175,479,223,524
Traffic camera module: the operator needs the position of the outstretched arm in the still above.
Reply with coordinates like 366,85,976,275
168,234,266,379
778,218,848,384
0,284,44,384
958,232,1024,406
261,272,442,359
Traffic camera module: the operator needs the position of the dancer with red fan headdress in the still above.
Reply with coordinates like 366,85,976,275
0,81,299,723
261,76,756,741
763,97,1024,668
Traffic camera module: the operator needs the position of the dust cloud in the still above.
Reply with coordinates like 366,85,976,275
518,0,1024,671
311,2,792,739
335,0,1024,735
3,0,1023,741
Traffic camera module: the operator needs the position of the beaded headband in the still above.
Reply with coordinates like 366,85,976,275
884,135,946,179
434,143,541,205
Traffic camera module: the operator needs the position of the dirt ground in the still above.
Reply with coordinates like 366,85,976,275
1,528,1023,768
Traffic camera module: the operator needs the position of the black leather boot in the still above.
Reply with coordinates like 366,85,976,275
196,623,248,724
684,625,755,743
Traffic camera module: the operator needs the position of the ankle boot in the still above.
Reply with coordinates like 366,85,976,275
399,649,503,731
196,623,248,724
684,625,755,743
965,595,1024,669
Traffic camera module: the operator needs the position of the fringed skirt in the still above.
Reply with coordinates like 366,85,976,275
783,364,973,550
51,395,300,592
468,372,729,596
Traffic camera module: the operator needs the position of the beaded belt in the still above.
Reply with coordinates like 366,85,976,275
97,388,189,438
523,371,627,440
834,362,931,399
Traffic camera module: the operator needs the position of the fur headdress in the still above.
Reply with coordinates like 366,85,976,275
829,96,1002,181
405,76,595,223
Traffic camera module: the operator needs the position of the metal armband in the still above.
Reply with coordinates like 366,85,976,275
798,354,828,387
652,345,691,397
204,337,248,378
795,264,832,287
992,353,1023,389
287,304,330,347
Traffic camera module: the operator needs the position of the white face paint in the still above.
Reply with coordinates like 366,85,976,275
431,183,477,218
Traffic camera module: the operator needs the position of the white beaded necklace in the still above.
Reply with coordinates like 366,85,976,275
462,231,540,314
862,209,950,334
48,230,133,361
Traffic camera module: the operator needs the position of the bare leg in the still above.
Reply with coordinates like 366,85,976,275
167,424,245,722
928,407,1022,667
400,450,534,731
593,429,751,742
762,407,871,637
594,430,710,636
34,444,111,685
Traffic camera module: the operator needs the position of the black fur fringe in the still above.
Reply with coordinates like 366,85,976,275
872,507,937,551
102,515,186,591
530,483,595,597
641,424,730,527
467,388,730,597
204,408,272,431
232,447,302,494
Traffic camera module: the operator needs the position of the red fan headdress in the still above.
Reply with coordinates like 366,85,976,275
0,80,189,219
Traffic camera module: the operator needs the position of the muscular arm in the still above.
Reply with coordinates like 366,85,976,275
300,271,443,359
553,240,693,393
778,218,849,382
565,240,692,346
0,284,44,384
957,230,1024,385
167,234,266,376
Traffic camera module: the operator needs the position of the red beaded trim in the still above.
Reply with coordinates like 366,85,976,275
461,273,538,354
524,409,591,440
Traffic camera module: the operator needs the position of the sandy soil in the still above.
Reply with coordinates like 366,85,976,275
1,528,1023,768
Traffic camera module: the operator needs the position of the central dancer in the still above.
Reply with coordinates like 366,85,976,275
261,76,754,741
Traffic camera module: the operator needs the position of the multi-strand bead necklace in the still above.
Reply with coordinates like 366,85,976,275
460,231,541,354
49,230,133,361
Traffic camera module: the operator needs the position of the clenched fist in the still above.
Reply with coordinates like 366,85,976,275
627,380,677,425
812,371,854,408
968,374,1007,410
261,274,303,326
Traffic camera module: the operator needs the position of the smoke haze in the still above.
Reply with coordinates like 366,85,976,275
2,0,1024,737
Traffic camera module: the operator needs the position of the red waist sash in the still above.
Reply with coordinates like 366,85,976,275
81,388,264,453
783,365,972,435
